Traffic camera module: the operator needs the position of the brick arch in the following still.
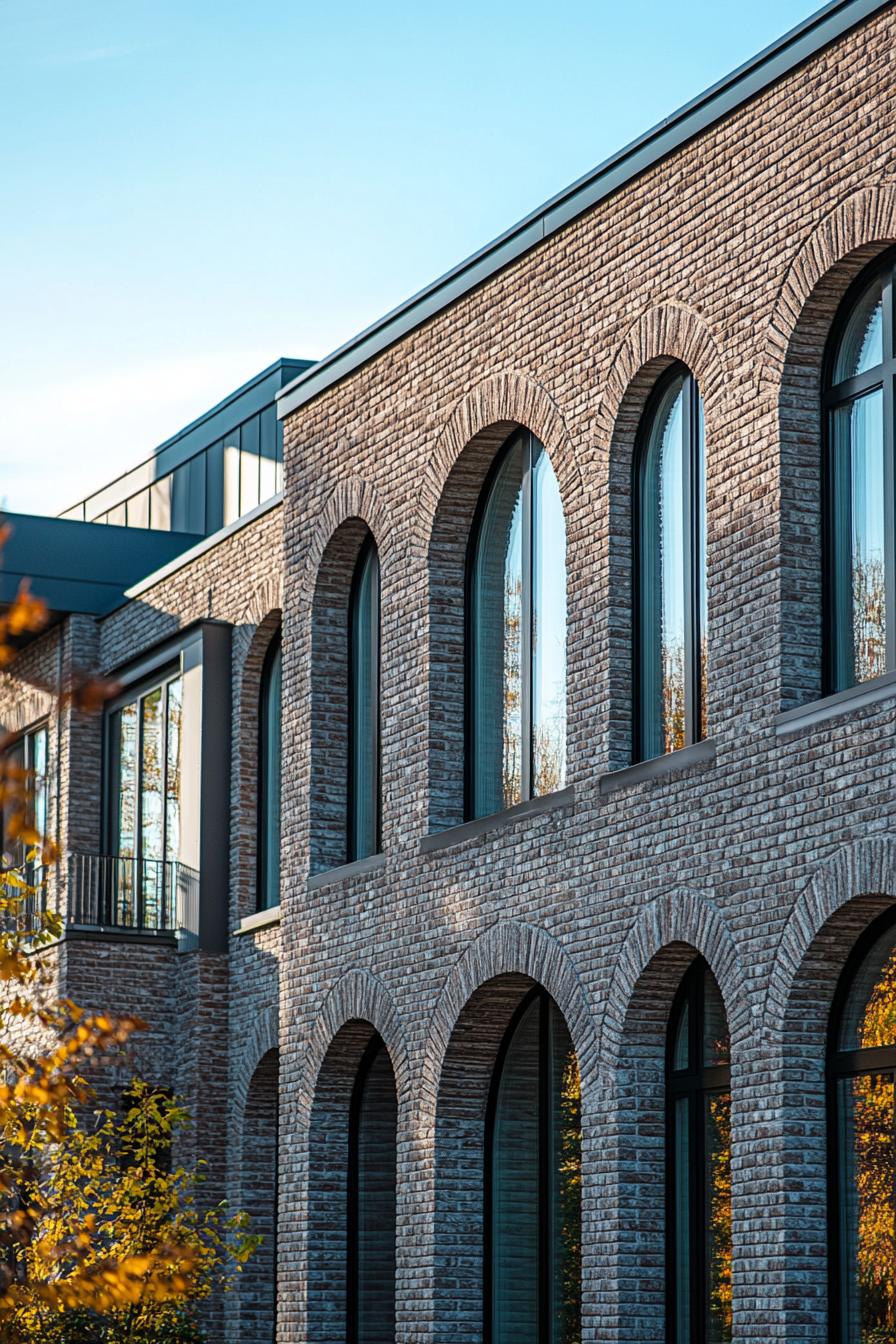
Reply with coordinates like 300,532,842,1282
296,968,410,1126
238,573,283,631
595,300,728,450
596,304,729,770
297,475,392,609
601,888,750,1071
424,917,597,1105
419,369,584,542
761,180,896,397
766,835,896,1040
233,1003,280,1122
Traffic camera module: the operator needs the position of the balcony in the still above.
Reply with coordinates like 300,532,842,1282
67,853,200,948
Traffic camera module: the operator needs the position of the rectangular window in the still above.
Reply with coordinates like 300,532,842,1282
1,723,49,884
108,671,183,930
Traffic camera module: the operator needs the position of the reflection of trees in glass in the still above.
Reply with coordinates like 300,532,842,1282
662,640,687,754
708,1092,733,1339
557,1052,582,1344
853,555,887,685
503,573,522,809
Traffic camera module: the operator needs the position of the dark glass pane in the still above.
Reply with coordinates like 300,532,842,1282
831,389,887,687
702,969,730,1068
205,441,224,533
697,396,708,736
672,998,690,1072
260,642,282,911
171,457,206,534
492,996,540,1344
838,1073,896,1342
840,923,896,1051
705,1092,733,1344
350,544,380,862
641,374,688,757
834,277,884,384
673,1095,691,1344
548,1001,581,1343
354,1044,397,1344
533,444,567,798
471,437,524,817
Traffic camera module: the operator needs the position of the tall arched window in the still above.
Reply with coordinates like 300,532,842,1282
825,255,895,691
635,366,706,761
468,430,567,820
830,909,896,1342
257,632,281,912
348,539,381,862
347,1035,397,1344
486,987,581,1343
666,959,732,1344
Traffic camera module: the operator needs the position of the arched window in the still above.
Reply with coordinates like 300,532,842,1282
468,430,567,820
348,539,381,862
486,987,581,1343
257,632,281,912
347,1035,397,1344
635,366,706,761
829,909,896,1342
666,959,732,1344
824,255,895,691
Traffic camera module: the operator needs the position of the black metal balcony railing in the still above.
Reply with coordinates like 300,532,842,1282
67,854,200,944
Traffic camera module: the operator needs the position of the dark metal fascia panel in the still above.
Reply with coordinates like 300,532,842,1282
277,0,892,421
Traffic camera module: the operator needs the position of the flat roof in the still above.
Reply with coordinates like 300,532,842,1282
277,0,890,420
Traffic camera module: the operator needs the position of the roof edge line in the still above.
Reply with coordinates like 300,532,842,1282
277,0,890,420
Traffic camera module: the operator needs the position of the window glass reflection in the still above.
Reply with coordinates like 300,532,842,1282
831,390,887,685
838,1073,896,1342
835,278,884,383
533,444,567,798
259,638,282,911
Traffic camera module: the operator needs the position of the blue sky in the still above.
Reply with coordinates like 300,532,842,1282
2,0,820,516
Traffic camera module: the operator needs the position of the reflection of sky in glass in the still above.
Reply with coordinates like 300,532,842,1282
503,486,523,809
166,677,183,865
533,446,566,795
141,688,164,866
835,284,883,383
847,389,886,682
659,386,687,751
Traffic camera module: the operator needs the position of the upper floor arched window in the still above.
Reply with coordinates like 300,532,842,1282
348,1035,397,1343
829,909,896,1341
258,632,281,911
635,365,706,761
825,255,896,691
349,538,381,862
667,958,732,1344
468,430,567,820
486,986,581,1343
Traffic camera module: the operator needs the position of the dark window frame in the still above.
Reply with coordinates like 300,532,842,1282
346,1032,395,1344
347,536,382,864
633,363,705,763
256,629,282,912
826,903,896,1344
1,720,49,875
665,957,731,1344
822,249,896,693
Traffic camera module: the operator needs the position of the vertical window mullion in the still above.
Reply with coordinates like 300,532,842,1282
681,379,697,747
521,435,534,802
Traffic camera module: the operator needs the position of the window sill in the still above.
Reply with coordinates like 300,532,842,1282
599,739,717,795
233,904,281,936
420,786,575,855
307,853,387,892
775,670,896,735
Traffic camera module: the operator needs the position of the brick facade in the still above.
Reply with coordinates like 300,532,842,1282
3,5,896,1342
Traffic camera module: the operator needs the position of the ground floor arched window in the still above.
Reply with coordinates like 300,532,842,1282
486,986,581,1343
347,1034,397,1343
